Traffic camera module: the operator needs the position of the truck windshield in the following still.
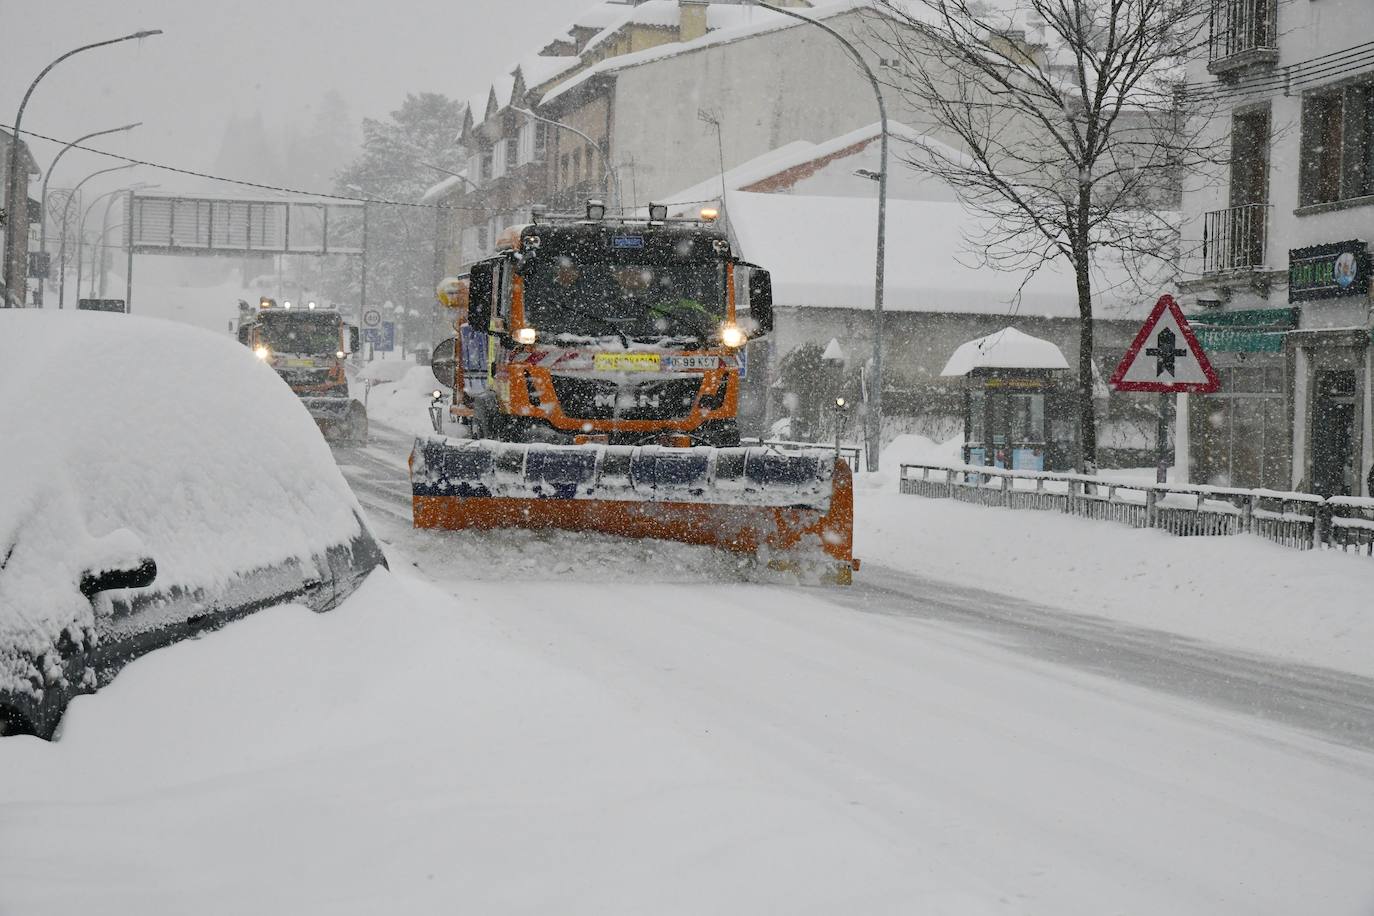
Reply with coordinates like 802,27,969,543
259,313,340,355
522,255,725,343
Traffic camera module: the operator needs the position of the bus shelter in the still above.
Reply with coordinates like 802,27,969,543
941,327,1074,471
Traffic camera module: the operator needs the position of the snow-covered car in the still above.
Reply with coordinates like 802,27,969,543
0,311,387,739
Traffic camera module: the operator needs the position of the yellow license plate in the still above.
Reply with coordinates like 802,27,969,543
594,353,661,372
285,358,315,367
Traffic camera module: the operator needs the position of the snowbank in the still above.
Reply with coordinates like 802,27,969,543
856,487,1374,676
361,365,447,438
0,311,363,691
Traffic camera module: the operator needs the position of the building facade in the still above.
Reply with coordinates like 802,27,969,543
1177,0,1374,495
0,129,41,307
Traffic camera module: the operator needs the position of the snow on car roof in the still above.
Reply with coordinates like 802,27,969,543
0,311,364,689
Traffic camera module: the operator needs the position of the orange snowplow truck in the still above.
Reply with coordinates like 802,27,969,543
412,203,857,584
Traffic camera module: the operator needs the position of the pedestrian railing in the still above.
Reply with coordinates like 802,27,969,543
896,462,1374,556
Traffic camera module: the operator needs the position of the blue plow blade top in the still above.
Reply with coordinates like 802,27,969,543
410,438,835,510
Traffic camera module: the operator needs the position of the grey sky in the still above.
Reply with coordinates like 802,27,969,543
1,0,589,199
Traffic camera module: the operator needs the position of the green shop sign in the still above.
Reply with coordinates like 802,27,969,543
1289,240,1370,303
1187,307,1296,353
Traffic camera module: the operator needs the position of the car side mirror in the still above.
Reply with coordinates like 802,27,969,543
348,326,360,354
748,268,773,335
80,558,157,599
431,337,458,389
468,262,494,332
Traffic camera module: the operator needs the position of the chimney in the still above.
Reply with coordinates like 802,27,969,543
679,0,709,43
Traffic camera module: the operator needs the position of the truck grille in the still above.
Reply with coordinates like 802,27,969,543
549,376,700,421
277,366,331,387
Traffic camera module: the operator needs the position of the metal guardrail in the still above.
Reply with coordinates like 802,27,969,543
899,462,1374,557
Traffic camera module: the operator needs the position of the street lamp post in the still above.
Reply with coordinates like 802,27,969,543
35,122,141,305
344,184,371,335
77,184,147,301
511,106,621,209
749,1,887,471
3,29,161,306
96,183,155,297
56,164,136,308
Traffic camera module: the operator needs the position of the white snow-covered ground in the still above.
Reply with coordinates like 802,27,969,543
6,363,1374,914
860,436,1374,678
3,547,1373,915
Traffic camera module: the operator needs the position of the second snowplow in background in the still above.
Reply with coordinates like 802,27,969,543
413,203,857,584
238,299,368,445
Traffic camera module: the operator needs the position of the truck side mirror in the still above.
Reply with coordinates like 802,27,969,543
468,262,494,332
237,324,250,346
748,268,773,335
348,326,360,353
431,337,459,390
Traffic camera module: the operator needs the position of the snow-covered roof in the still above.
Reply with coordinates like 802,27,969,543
725,190,1150,318
653,121,968,216
420,173,467,204
543,0,866,105
940,327,1070,376
518,53,583,89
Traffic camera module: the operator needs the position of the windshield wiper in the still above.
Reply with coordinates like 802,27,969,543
647,301,713,343
559,304,629,348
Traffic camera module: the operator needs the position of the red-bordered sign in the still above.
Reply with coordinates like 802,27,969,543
1110,294,1219,393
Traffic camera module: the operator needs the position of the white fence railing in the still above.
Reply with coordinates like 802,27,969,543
899,463,1374,556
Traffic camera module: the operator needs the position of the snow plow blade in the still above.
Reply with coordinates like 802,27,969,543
409,438,856,584
301,397,367,444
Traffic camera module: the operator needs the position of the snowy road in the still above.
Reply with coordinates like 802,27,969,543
5,423,1373,914
324,423,1374,913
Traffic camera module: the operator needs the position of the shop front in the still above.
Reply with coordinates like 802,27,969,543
1185,307,1295,490
1287,240,1372,497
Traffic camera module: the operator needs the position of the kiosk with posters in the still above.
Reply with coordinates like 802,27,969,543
941,327,1074,471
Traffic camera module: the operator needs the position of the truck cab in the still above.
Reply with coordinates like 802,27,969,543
454,205,772,447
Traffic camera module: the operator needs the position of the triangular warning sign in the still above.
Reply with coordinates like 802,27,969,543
1110,295,1219,393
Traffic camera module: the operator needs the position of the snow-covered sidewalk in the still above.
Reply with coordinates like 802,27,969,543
856,469,1374,678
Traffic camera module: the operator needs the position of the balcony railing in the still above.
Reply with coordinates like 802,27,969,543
1208,0,1278,70
1202,203,1269,274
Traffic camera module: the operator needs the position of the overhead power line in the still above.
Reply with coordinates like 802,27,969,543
2,124,485,211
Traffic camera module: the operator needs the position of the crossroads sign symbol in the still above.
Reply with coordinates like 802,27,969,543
1109,294,1219,393
1145,327,1187,378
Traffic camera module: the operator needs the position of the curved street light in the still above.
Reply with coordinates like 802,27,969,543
57,164,137,308
748,2,887,471
3,29,162,304
35,122,142,306
94,183,156,297
77,182,154,300
511,106,621,209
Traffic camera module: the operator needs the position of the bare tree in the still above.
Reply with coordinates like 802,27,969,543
866,0,1218,471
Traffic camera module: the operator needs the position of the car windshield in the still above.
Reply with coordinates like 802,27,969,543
259,313,340,355
522,255,725,342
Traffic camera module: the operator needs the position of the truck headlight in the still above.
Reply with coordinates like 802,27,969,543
254,345,270,360
719,324,746,349
515,327,538,345
336,350,346,359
